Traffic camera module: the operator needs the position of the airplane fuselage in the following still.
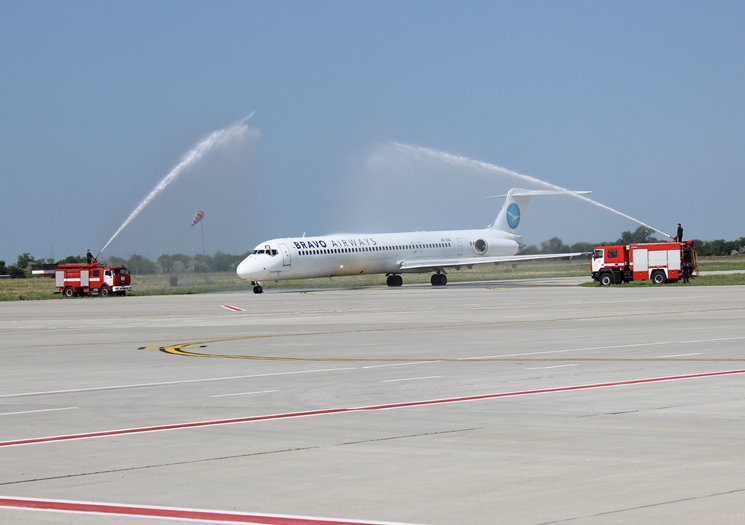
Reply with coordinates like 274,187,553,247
237,229,521,283
236,188,589,292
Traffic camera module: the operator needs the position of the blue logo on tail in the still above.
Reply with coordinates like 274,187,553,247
506,203,520,229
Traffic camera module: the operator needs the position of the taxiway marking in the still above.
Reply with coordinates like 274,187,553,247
382,376,443,383
221,304,245,312
525,364,578,370
0,407,78,417
0,496,420,524
2,369,744,448
210,390,280,398
150,334,745,361
0,367,356,399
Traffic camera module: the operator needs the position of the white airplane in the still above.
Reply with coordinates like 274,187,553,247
237,188,588,293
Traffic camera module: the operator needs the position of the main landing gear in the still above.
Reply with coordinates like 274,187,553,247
386,273,448,287
386,275,403,287
430,273,447,286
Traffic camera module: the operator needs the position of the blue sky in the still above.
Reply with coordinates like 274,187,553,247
1,1,744,263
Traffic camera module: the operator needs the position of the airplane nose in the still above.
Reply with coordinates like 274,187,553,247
236,257,253,280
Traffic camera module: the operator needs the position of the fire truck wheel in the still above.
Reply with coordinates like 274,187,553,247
599,273,613,286
99,285,110,297
63,287,75,298
651,271,667,284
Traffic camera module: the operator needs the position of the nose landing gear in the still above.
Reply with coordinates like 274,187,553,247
252,282,264,294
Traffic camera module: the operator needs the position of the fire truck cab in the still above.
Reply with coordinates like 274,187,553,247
591,240,697,286
55,262,132,297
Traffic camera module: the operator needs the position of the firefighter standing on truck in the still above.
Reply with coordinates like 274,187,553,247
86,250,94,264
677,223,684,242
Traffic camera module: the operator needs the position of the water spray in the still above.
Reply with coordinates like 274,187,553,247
391,143,672,239
96,114,255,258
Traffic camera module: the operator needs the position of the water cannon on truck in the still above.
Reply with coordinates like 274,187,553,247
55,262,132,297
591,240,698,286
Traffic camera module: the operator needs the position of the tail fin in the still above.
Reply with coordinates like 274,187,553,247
488,188,590,232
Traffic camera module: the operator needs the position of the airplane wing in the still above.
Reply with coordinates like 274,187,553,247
398,252,588,272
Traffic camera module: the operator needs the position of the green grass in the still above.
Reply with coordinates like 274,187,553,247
3,256,745,301
0,272,254,301
697,255,745,272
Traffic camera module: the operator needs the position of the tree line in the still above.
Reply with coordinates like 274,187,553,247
520,227,745,258
0,251,249,278
2,227,744,278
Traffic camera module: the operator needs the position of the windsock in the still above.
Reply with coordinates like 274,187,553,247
191,210,205,227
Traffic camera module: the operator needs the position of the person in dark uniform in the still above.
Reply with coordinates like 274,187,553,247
682,260,692,284
677,223,684,242
86,249,94,264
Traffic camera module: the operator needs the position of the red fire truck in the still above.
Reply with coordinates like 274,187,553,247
55,262,132,297
591,240,698,286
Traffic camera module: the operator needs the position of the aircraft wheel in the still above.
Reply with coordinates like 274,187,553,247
253,285,263,294
431,274,447,286
387,275,396,287
396,275,403,287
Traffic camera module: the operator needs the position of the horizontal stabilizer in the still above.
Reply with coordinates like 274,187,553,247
488,188,591,233
487,189,591,199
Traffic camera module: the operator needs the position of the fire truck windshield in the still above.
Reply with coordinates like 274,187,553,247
113,268,128,275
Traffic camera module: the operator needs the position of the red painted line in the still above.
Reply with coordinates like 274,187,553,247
221,304,245,312
0,496,417,524
2,369,743,448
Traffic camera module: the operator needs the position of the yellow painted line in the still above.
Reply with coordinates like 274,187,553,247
155,345,745,363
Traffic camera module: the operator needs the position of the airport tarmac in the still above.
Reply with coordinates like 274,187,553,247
1,278,744,524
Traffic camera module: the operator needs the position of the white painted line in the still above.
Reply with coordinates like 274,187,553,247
382,376,443,383
363,361,439,369
680,336,745,344
0,407,78,416
210,390,280,398
657,353,702,358
525,364,578,370
0,368,358,399
462,341,672,360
